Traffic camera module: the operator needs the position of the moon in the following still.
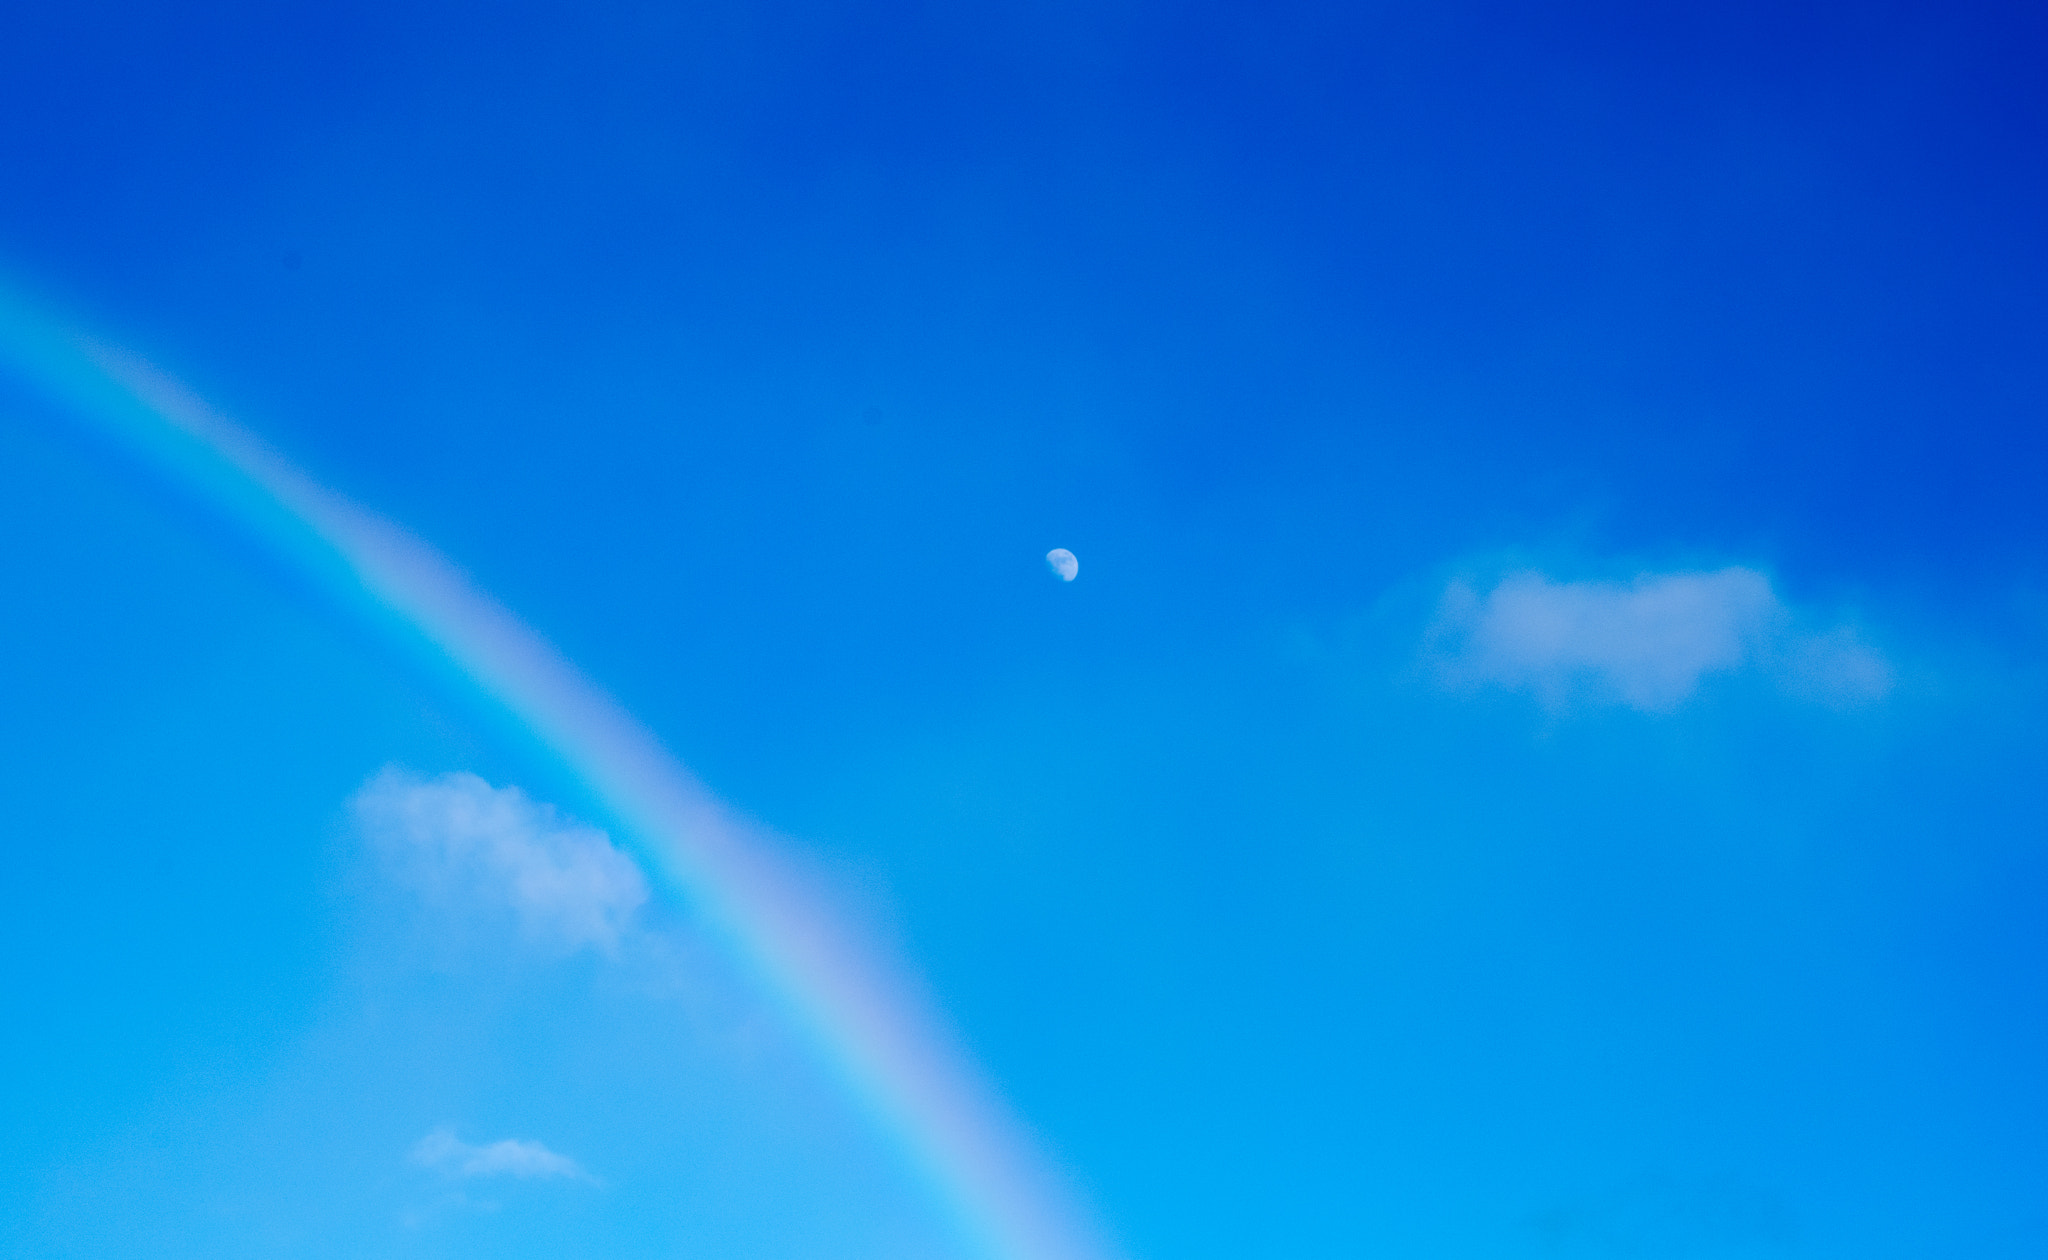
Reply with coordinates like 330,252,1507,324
1045,548,1079,582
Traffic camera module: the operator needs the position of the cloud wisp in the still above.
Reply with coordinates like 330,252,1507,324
1430,567,1891,713
410,1126,595,1184
353,769,649,953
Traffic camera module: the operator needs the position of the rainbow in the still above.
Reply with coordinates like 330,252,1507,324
0,279,1116,1260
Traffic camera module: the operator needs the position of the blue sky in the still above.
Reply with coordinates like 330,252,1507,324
3,1,2047,1257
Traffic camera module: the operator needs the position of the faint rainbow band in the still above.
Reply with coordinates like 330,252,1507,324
0,280,1115,1260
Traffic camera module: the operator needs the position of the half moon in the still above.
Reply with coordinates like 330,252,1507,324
1045,548,1079,582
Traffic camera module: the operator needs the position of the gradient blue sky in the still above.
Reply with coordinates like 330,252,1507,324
4,2,2048,1257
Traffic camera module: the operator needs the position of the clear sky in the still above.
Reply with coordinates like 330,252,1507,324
2,2,2047,1257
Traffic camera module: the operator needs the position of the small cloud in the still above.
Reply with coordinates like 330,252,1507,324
353,769,649,952
1430,567,1890,713
409,1126,595,1184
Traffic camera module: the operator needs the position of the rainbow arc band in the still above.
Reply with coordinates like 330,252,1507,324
0,280,1116,1260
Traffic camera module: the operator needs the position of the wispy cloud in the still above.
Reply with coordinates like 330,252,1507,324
409,1126,595,1183
353,769,649,951
1429,567,1891,712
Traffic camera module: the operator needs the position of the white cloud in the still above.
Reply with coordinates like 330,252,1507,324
1430,567,1891,712
353,769,649,951
409,1126,594,1183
